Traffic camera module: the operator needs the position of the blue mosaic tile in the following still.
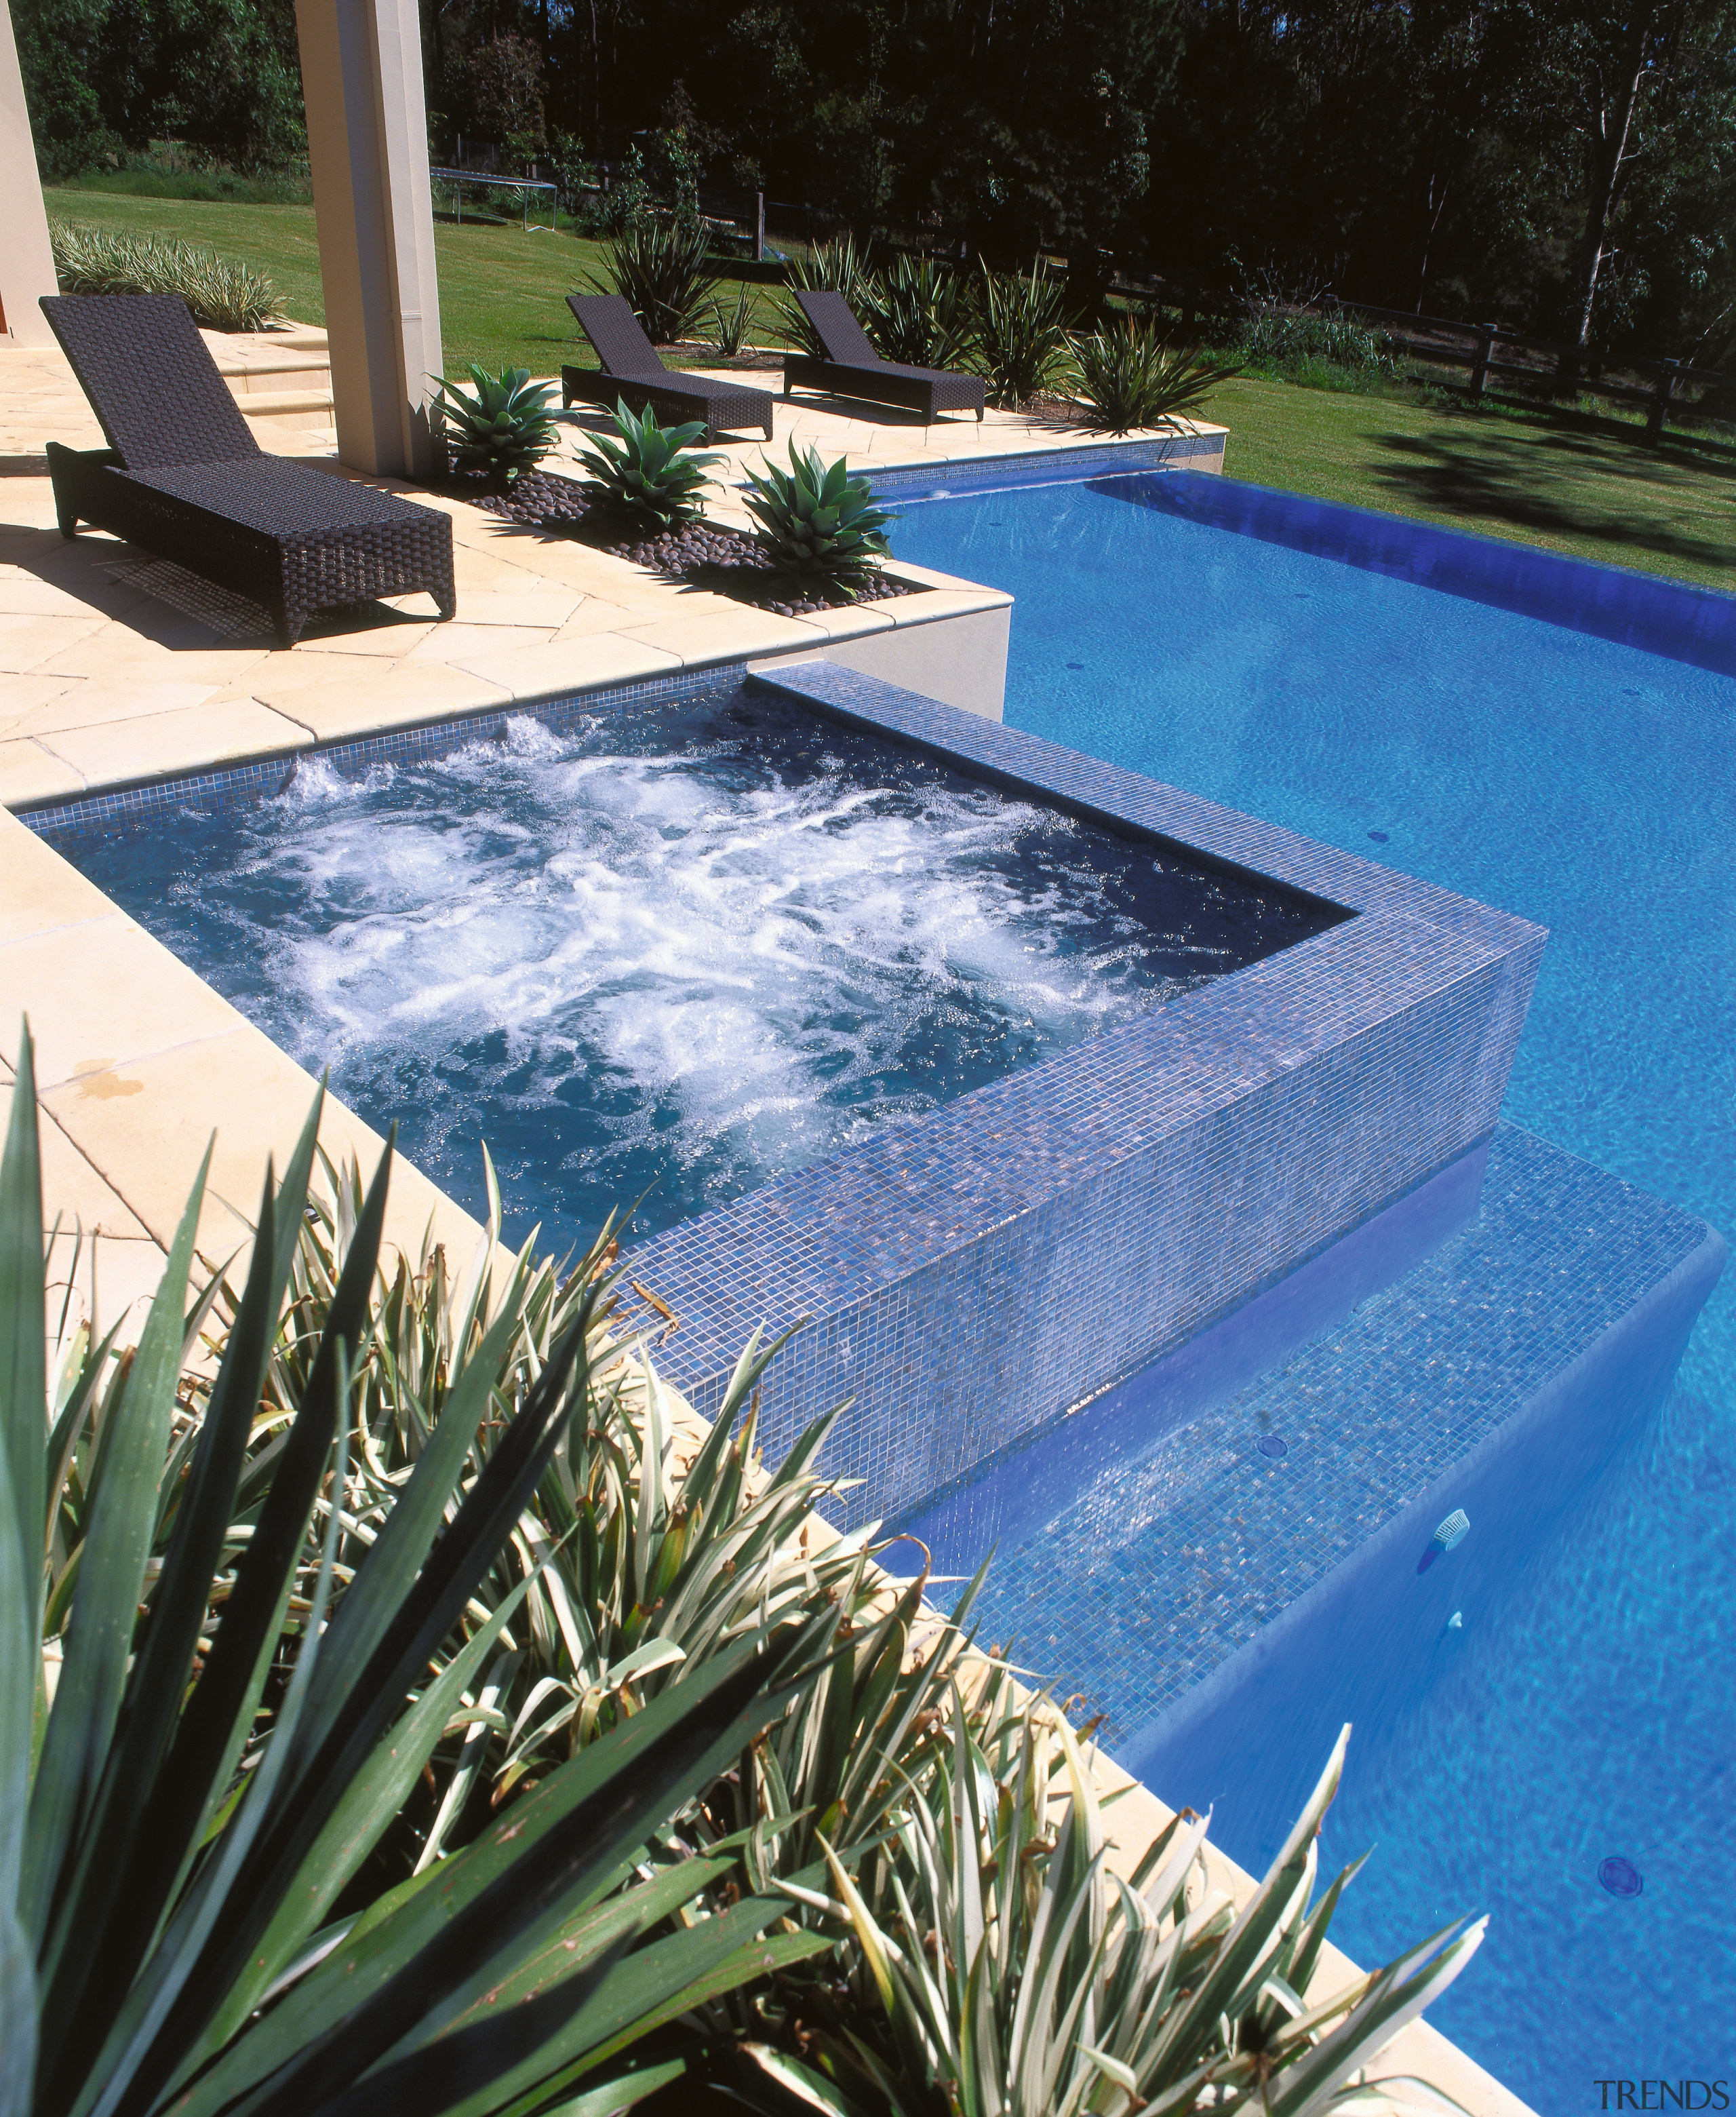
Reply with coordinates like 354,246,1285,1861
616,661,1545,1526
1111,469,1736,677
940,1122,1720,1754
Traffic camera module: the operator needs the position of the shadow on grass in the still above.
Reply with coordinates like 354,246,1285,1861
1368,412,1736,577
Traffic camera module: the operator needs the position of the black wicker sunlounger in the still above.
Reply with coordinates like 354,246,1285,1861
39,293,456,647
561,295,774,440
783,292,985,425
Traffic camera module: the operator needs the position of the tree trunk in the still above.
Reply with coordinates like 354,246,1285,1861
1558,9,1653,378
1416,166,1451,313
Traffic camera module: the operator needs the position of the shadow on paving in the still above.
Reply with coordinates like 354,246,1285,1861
1368,416,1736,579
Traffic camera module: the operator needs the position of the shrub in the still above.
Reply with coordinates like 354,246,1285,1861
48,220,283,331
588,218,718,343
861,250,975,369
1069,314,1242,433
707,279,757,356
972,258,1075,408
432,362,574,487
571,398,722,528
0,1038,825,2117
742,440,894,585
1238,306,1398,378
774,233,880,355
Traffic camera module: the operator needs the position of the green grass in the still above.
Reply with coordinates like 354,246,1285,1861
42,189,789,375
1202,374,1735,592
50,166,313,205
42,190,1735,591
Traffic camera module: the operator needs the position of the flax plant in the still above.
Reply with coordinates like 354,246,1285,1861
1,1034,830,2117
1068,315,1242,435
741,1675,1484,2117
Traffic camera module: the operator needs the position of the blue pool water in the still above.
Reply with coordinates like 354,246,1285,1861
888,469,1736,2105
70,690,1330,1245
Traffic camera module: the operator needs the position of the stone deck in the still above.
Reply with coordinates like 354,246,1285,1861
0,337,1220,810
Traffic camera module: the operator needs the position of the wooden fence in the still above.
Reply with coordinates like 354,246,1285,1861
1118,271,1729,444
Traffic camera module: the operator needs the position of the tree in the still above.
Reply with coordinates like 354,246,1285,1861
13,0,304,176
1502,0,1736,363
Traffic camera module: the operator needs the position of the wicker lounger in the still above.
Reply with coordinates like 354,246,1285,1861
39,293,455,647
561,294,774,441
783,291,985,425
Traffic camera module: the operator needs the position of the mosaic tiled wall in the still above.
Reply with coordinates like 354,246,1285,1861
1120,469,1736,677
625,661,1547,1526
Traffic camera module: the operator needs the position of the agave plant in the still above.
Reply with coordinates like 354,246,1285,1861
1068,315,1243,435
741,442,894,586
589,220,719,344
972,260,1075,408
570,399,722,529
0,1033,832,2117
432,363,574,488
743,1682,1484,2116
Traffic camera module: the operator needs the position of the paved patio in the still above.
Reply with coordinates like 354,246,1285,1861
0,336,1220,809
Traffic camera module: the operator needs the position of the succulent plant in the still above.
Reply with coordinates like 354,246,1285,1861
431,362,574,487
570,397,722,528
741,440,894,585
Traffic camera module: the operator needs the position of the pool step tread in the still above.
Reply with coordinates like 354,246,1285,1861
953,1123,1719,1739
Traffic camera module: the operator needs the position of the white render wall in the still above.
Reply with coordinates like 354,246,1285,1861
0,0,58,346
294,0,443,478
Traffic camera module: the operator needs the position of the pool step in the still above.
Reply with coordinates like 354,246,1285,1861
894,1122,1724,1827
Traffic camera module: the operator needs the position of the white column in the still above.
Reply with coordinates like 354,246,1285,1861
294,0,443,478
0,0,58,346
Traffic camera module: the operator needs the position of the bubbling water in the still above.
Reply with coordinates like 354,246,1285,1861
84,695,1331,1246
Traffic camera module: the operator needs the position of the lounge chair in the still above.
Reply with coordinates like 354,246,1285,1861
38,293,455,648
561,294,774,440
783,292,985,425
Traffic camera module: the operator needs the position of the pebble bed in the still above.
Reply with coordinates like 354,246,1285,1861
456,469,918,618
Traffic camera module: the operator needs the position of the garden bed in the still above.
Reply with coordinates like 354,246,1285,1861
450,467,923,618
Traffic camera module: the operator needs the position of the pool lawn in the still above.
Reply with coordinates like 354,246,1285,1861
39,189,792,376
40,188,1736,594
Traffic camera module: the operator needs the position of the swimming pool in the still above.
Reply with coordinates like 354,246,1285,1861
886,463,1736,2105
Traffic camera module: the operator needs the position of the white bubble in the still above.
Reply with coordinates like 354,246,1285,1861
197,707,1241,1216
